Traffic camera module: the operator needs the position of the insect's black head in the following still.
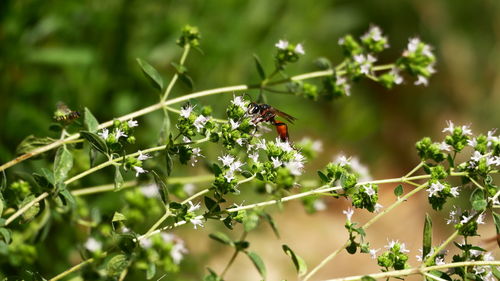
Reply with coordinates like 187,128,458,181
248,102,261,114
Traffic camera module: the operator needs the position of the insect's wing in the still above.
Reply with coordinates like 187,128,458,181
275,109,297,124
56,102,71,115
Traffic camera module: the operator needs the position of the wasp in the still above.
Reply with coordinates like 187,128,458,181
247,102,297,142
53,102,81,122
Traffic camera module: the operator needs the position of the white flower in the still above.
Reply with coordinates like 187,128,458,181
121,226,130,233
471,151,483,162
312,140,323,153
229,119,240,130
483,252,494,261
486,155,496,167
407,37,420,53
414,75,428,86
446,206,460,225
486,129,498,145
140,237,153,248
427,182,445,197
137,151,151,161
182,136,191,143
188,201,201,212
115,129,128,140
450,186,460,197
275,40,289,49
180,105,194,118
133,166,147,177
399,242,410,253
127,119,139,128
84,237,102,252
439,142,452,152
364,185,376,196
190,217,204,229
161,233,175,243
470,249,483,257
361,26,387,43
343,208,354,221
271,157,282,168
354,54,376,75
461,125,472,135
98,128,109,140
285,160,304,176
171,242,188,264
460,212,475,224
351,157,372,181
236,138,245,146
385,240,397,250
224,170,235,182
231,95,247,108
334,154,350,167
275,138,294,153
249,152,260,163
374,203,383,213
391,67,404,84
229,160,244,172
183,183,196,195
369,248,380,259
384,240,409,253
255,139,267,150
193,115,209,132
140,183,159,198
218,154,235,167
338,37,345,45
313,200,327,211
190,147,203,166
435,257,445,265
443,120,454,133
295,43,305,55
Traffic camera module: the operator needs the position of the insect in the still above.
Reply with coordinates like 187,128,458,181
247,102,297,142
53,102,81,122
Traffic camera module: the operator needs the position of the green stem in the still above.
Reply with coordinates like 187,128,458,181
160,44,191,103
220,231,248,278
49,257,97,281
321,261,500,281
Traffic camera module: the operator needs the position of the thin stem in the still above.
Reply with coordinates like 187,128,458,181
321,261,500,281
468,176,485,190
49,257,97,281
372,64,395,72
423,272,447,281
160,44,191,103
303,182,429,281
220,231,248,278
5,192,49,226
404,161,424,178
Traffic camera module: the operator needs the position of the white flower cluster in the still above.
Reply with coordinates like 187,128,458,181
403,37,436,86
353,54,377,76
275,39,305,55
218,154,245,182
446,206,485,225
427,182,459,198
183,136,204,167
139,233,189,264
361,25,389,49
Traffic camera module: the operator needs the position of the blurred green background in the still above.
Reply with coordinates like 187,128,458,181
1,0,499,280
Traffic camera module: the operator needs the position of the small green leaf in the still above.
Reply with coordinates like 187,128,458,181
54,146,73,184
57,187,76,209
262,213,280,239
361,276,376,281
253,54,267,80
114,166,123,191
107,254,129,277
80,131,108,155
203,267,222,281
84,107,99,133
19,195,41,221
428,270,452,281
423,213,432,260
492,265,500,279
209,232,234,246
0,227,11,244
241,170,253,178
470,188,487,211
493,212,500,248
243,211,259,232
165,134,174,176
245,251,266,280
117,233,137,255
282,244,307,277
317,171,329,183
204,196,220,213
212,163,223,176
146,262,156,280
136,58,164,91
153,171,169,206
112,212,127,222
179,73,194,90
0,197,4,218
394,184,403,197
16,135,57,155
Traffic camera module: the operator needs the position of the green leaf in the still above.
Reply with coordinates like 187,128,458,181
16,135,57,156
394,184,403,197
57,187,76,209
80,131,108,155
136,58,164,91
245,251,266,280
153,171,169,206
209,232,234,246
262,213,280,239
253,54,266,80
114,166,123,191
19,195,41,221
107,254,129,277
0,227,11,244
33,168,55,191
117,233,137,255
54,146,73,184
243,211,259,232
492,265,500,279
204,196,220,213
179,73,194,90
203,268,222,281
428,270,452,281
317,171,329,183
282,244,307,277
470,188,487,211
493,212,500,248
84,107,99,133
146,262,156,280
165,134,174,176
361,276,376,281
0,196,3,219
112,212,127,222
423,213,432,260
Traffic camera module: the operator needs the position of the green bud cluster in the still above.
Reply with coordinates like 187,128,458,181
415,137,446,162
377,243,410,270
176,25,201,47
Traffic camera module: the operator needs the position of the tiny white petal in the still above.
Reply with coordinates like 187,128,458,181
343,208,354,221
295,43,305,55
275,40,289,49
127,119,139,128
84,237,102,252
133,166,147,177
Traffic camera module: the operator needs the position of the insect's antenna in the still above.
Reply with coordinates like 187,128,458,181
242,93,253,103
